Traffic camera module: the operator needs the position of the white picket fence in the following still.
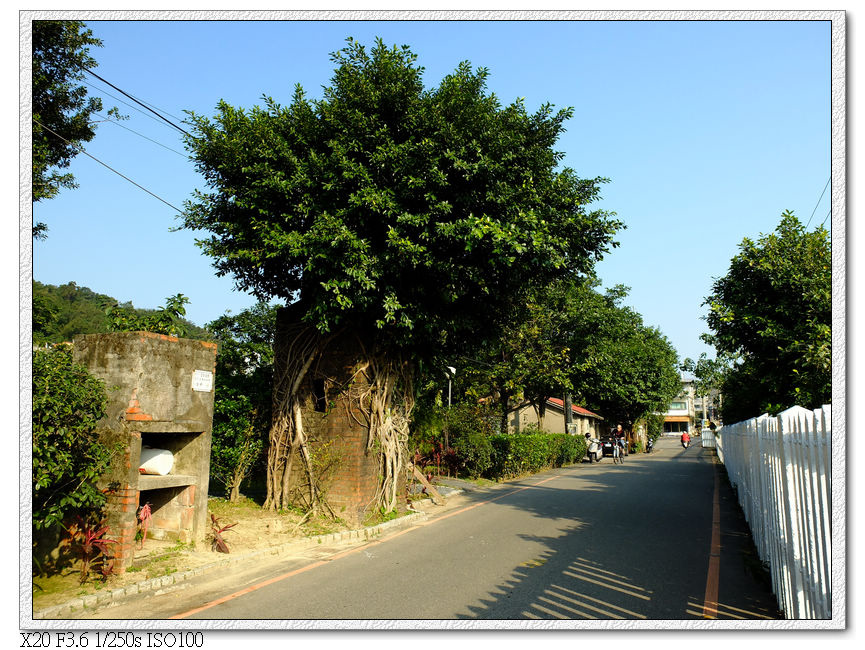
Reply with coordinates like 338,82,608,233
714,405,832,619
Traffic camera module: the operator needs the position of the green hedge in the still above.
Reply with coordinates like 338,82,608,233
410,401,588,480
487,433,587,479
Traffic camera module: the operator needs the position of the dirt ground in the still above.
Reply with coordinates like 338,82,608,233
30,496,360,614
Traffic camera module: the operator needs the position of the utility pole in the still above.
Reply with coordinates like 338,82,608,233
564,393,573,434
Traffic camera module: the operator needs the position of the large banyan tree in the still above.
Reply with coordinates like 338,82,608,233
181,38,622,513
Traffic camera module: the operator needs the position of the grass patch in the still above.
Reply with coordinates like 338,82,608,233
362,507,409,528
207,495,263,516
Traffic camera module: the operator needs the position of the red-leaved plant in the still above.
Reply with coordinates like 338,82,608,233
71,517,117,583
209,513,237,554
137,503,152,549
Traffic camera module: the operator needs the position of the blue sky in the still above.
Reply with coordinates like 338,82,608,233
30,16,833,365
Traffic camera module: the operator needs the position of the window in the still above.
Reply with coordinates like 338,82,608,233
670,401,687,410
313,379,327,413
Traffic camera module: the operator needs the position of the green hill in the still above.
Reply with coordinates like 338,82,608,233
32,280,210,343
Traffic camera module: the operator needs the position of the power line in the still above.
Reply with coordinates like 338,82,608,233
82,78,185,134
33,118,184,214
114,91,186,125
82,67,190,136
92,112,187,158
821,210,831,228
806,179,830,228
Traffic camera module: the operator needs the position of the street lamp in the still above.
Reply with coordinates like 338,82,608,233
446,366,456,408
444,366,457,470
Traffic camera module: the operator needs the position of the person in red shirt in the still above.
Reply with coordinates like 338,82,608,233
681,429,691,448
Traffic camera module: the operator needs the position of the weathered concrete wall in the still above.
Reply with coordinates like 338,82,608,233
73,331,217,431
72,332,217,569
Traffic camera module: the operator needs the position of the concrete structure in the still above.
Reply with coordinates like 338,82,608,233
272,308,402,526
73,332,217,571
508,397,604,437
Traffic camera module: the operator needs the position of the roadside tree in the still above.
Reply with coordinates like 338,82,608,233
181,38,621,512
681,352,727,423
32,21,111,236
462,286,572,434
703,211,831,421
571,284,681,433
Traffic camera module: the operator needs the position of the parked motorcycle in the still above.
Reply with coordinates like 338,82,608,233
587,437,603,463
646,437,654,453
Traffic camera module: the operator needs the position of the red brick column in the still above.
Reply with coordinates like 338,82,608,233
103,486,140,573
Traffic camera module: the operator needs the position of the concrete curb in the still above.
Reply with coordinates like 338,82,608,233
34,510,430,620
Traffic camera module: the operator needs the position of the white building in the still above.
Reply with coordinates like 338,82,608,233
662,377,696,434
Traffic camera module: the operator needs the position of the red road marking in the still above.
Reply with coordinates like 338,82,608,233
702,458,722,618
170,473,563,619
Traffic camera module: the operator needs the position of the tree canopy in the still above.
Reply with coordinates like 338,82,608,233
182,38,624,514
181,38,622,359
456,278,681,434
32,20,106,235
703,210,831,421
459,279,575,431
572,285,682,430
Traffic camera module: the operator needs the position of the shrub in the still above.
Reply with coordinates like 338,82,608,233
32,344,115,531
487,432,587,479
446,403,497,478
408,403,588,480
105,293,191,338
407,399,446,461
408,401,498,478
210,394,266,501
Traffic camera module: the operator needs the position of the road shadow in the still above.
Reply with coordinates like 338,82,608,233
428,441,783,621
452,526,781,620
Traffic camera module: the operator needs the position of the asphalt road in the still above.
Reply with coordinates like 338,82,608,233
86,436,782,622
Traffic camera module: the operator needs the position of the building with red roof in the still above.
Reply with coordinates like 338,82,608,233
507,397,604,437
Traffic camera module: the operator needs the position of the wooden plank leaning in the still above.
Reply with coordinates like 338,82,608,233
409,463,446,506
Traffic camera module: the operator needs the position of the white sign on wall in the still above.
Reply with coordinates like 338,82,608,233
191,369,214,392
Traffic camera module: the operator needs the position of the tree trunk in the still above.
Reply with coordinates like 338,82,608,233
264,323,322,512
229,483,241,502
